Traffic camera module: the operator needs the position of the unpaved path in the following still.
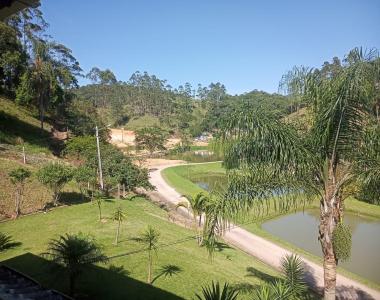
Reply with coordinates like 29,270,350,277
147,160,380,300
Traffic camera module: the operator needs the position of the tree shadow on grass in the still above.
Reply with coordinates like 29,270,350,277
230,282,260,295
2,253,184,300
0,110,51,149
245,266,279,284
60,192,90,205
213,241,231,252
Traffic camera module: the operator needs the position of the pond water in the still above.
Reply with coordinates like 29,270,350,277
193,175,380,284
262,209,380,284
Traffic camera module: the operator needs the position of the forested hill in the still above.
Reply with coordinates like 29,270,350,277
75,71,294,135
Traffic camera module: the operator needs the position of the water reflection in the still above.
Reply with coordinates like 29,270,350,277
262,209,380,284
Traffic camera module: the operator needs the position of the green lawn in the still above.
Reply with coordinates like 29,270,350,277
0,197,281,299
162,162,380,291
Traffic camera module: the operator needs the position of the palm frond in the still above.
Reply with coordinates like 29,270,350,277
195,281,239,300
281,254,307,298
218,108,313,175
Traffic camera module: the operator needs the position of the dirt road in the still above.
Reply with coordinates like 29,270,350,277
147,159,380,300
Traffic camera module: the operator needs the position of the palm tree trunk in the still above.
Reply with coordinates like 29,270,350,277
319,174,340,300
115,219,120,245
148,250,152,284
98,203,102,221
39,92,45,130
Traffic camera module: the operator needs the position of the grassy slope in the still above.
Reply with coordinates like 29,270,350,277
0,96,52,154
162,162,380,290
0,97,79,217
124,115,162,131
0,198,280,299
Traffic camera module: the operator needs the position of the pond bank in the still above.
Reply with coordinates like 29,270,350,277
156,161,380,298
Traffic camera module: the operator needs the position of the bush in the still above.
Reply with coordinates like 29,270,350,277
37,163,73,205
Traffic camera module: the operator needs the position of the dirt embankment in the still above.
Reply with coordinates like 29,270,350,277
109,128,181,149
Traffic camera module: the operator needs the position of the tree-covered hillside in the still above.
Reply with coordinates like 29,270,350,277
75,72,294,135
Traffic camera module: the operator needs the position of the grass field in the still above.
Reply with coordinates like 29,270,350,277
162,162,380,290
0,197,283,299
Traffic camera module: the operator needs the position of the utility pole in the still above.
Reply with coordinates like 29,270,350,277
22,145,26,164
95,125,104,190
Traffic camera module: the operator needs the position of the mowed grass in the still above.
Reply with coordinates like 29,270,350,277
162,162,380,290
0,197,281,299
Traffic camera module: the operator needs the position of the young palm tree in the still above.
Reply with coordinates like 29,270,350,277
44,233,108,295
95,196,103,221
113,206,126,245
215,48,380,299
195,281,239,300
176,192,208,244
137,226,160,284
281,254,307,299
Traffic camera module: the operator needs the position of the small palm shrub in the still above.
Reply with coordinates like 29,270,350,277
195,281,239,300
281,254,307,298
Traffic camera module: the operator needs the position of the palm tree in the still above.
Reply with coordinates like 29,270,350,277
95,196,103,221
215,48,380,299
19,40,80,130
137,226,160,284
176,192,208,245
281,254,307,299
112,206,126,245
195,281,239,300
44,233,108,295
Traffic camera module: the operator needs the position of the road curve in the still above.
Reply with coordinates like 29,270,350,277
148,161,380,300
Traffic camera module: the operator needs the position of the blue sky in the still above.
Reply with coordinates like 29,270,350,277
41,0,380,95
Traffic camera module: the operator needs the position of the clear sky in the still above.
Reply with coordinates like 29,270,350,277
40,0,380,95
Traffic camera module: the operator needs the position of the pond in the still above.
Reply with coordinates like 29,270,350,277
262,209,380,284
193,175,380,284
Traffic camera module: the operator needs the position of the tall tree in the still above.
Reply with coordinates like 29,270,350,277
214,48,379,299
0,23,26,95
16,39,81,129
135,127,167,155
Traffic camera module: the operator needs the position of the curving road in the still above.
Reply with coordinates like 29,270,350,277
147,160,380,300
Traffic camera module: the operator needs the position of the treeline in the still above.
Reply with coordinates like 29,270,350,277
75,70,298,136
